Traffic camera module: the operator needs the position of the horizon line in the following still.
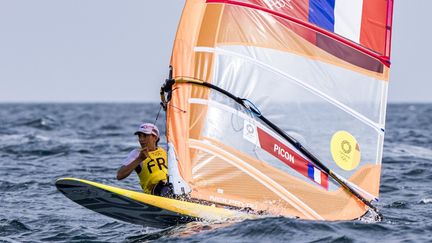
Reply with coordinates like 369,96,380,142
0,100,431,105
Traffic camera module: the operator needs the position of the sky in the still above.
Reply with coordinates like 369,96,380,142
0,0,430,103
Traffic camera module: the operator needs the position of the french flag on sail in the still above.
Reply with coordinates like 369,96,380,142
307,0,388,54
208,0,390,56
309,0,363,44
307,163,322,185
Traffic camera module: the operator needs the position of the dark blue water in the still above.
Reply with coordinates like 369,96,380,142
1,103,431,242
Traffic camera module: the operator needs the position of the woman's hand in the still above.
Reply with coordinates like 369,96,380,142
137,148,149,161
117,149,148,180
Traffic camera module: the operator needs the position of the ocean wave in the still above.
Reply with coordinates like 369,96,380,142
0,180,37,192
384,201,410,209
384,144,432,160
100,124,122,130
96,221,124,230
0,219,31,237
2,145,69,157
15,116,59,131
0,134,50,146
379,184,400,194
419,198,432,204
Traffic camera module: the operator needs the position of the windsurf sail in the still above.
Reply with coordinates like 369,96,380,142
162,0,394,220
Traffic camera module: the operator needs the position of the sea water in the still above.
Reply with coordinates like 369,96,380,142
0,103,431,242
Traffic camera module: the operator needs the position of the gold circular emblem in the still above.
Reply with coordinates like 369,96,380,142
330,131,361,171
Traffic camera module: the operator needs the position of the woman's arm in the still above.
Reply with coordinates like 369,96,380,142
116,149,148,180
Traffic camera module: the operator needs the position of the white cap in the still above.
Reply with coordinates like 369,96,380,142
134,123,160,138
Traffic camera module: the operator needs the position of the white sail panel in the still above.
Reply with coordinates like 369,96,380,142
199,49,383,192
198,45,387,127
334,0,363,43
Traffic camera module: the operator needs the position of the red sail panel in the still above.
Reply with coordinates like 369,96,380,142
360,0,388,57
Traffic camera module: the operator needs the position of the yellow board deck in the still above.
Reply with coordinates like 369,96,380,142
55,178,253,228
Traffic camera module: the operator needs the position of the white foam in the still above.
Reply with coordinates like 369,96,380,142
34,135,50,141
420,198,432,204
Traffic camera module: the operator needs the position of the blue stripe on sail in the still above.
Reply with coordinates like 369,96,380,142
308,163,314,180
308,0,336,32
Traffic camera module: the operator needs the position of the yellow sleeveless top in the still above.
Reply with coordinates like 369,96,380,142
137,147,168,194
